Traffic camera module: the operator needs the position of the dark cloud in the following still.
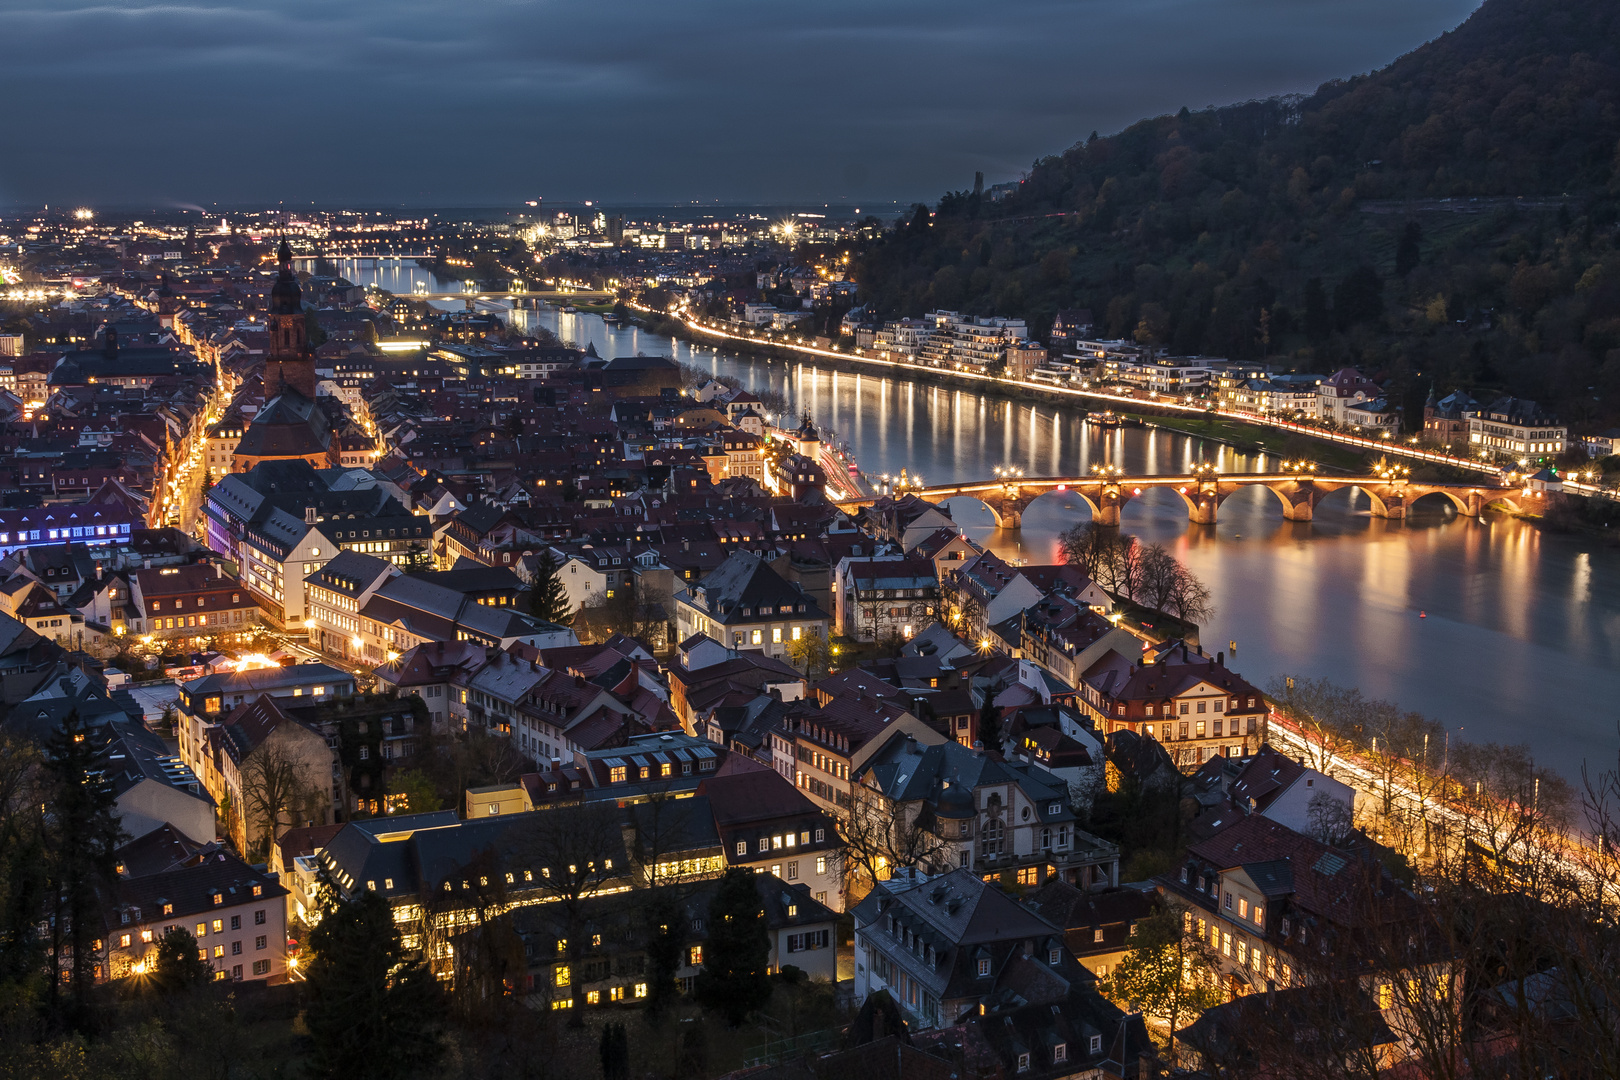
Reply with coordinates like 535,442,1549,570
0,0,1481,207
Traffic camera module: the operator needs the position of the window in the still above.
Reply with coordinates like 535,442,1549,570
213,945,224,959
555,966,571,987
232,941,242,955
1238,897,1248,919
252,960,270,976
1281,917,1291,937
1253,904,1264,925
1093,927,1104,943
1089,1034,1103,1055
736,841,747,857
814,828,824,843
689,946,703,966
119,934,131,948
1053,1043,1067,1063
196,923,206,937
1016,1052,1030,1073
758,838,769,853
1224,891,1232,911
230,916,241,931
976,957,991,977
610,766,626,784
254,910,265,925
816,856,826,874
1048,948,1061,965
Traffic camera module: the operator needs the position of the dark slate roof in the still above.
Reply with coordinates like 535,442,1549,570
233,390,331,458
682,550,827,625
110,849,287,928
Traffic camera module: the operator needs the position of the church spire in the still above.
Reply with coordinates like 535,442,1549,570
264,232,315,399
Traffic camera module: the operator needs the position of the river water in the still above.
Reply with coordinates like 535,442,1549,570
333,260,1620,787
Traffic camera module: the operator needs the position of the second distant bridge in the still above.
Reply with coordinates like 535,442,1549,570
834,471,1530,528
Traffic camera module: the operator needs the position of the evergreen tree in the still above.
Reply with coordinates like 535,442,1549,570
1302,277,1331,341
151,927,213,993
304,890,445,1080
643,889,684,1022
527,550,573,625
44,709,124,1033
978,682,1004,755
0,734,48,1004
1395,221,1423,277
696,868,770,1025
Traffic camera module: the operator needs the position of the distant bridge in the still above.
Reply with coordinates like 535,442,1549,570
405,290,615,303
834,471,1531,528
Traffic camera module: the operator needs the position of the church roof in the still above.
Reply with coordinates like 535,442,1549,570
234,390,331,459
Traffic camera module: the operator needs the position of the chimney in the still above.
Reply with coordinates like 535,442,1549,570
1266,978,1276,1009
1216,651,1224,666
305,506,317,524
95,564,103,580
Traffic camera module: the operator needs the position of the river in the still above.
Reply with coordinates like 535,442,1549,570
330,259,1620,787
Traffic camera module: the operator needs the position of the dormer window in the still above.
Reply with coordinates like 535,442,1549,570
976,957,990,977
1052,1044,1067,1063
1089,1035,1102,1055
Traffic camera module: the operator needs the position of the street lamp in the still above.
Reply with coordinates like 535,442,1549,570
1281,459,1317,478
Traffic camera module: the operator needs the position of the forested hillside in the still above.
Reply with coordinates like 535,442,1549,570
854,0,1620,428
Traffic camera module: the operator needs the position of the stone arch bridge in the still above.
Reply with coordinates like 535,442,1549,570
835,472,1526,529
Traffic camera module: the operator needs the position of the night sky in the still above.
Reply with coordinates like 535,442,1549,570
0,0,1481,209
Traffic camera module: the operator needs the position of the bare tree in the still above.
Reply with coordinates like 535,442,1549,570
509,803,629,1024
1265,675,1359,776
240,737,324,861
1305,790,1353,845
1165,565,1214,626
837,782,953,901
1135,543,1180,614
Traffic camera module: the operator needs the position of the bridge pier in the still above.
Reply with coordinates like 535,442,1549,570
993,507,1023,530
1093,494,1122,528
1281,500,1314,522
1367,491,1406,520
1186,486,1220,525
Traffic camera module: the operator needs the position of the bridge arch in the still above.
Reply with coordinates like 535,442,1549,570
1477,491,1525,515
1408,488,1472,516
1023,484,1103,520
933,491,1017,530
1313,482,1390,519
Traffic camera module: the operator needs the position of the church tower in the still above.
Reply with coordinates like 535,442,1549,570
262,238,317,400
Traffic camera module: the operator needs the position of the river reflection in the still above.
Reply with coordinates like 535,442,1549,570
332,260,1620,785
